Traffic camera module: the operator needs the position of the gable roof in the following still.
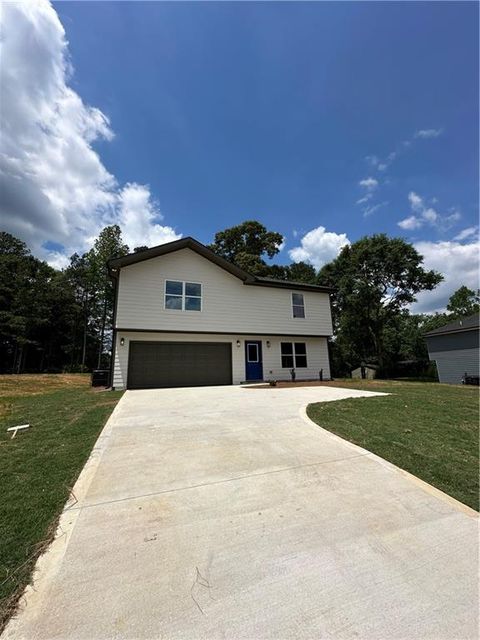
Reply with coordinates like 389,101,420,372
351,364,378,371
424,312,479,337
108,236,334,293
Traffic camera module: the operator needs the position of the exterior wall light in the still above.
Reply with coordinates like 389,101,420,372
120,337,125,346
266,341,271,348
236,340,241,348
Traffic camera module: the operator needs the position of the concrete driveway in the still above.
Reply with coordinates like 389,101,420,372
6,385,478,640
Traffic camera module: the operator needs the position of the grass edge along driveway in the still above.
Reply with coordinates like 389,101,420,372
307,380,479,511
0,375,122,631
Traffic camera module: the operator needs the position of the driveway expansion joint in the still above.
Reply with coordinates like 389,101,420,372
72,452,369,511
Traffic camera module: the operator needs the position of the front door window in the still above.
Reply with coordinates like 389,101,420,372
247,343,259,362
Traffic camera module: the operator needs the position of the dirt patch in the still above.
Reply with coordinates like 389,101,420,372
303,379,467,391
245,379,441,390
0,374,90,398
0,401,12,419
245,380,345,389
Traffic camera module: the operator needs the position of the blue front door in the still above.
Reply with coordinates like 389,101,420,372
245,340,263,380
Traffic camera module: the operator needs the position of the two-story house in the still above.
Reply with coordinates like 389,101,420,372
108,237,334,389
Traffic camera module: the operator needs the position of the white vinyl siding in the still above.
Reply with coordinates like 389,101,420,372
115,248,333,336
112,332,331,389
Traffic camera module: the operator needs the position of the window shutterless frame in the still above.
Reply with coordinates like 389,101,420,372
292,292,305,318
164,280,202,312
281,342,308,368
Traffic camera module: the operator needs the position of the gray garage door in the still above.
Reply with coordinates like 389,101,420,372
127,341,232,389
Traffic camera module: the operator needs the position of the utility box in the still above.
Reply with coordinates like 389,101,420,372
91,369,110,387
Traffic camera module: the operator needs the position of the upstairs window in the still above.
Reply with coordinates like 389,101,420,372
165,280,202,311
292,292,305,318
281,342,308,368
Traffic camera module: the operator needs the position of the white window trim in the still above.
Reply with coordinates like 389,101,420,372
246,343,260,363
164,279,203,312
291,292,306,319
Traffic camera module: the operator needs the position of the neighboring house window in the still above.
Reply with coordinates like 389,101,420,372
292,293,305,318
281,342,307,368
165,280,202,311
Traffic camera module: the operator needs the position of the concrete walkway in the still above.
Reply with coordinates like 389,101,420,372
5,385,478,640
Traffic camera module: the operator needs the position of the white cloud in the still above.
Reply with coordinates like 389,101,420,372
398,215,422,231
412,240,479,313
356,178,379,213
414,128,443,139
359,177,378,191
365,155,379,167
454,227,478,241
398,191,461,232
288,226,350,269
422,208,438,223
115,184,181,249
356,194,372,205
0,1,180,266
377,151,396,172
363,201,389,218
364,128,444,176
44,251,71,270
408,191,424,213
444,211,461,226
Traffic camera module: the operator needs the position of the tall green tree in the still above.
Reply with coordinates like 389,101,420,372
65,252,95,371
446,285,479,318
319,234,443,371
0,232,77,372
285,261,317,283
65,225,129,369
208,220,318,282
87,226,129,367
208,220,284,276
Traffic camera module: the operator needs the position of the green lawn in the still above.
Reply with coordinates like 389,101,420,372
307,380,479,511
0,375,122,630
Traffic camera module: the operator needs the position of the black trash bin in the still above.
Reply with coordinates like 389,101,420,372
91,369,110,387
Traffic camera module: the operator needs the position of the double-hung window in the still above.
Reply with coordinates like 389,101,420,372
281,342,307,368
292,293,305,318
165,280,202,311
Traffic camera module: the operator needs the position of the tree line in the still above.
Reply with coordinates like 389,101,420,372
0,227,128,373
1,220,478,377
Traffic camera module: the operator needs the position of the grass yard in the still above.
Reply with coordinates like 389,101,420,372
307,380,479,511
0,374,122,630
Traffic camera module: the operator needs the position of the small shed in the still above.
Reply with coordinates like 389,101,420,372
424,312,479,384
351,364,377,380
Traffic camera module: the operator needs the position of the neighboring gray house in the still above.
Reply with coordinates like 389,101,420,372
424,313,479,384
108,237,334,389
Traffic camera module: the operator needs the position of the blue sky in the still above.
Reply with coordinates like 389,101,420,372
57,1,477,243
1,1,478,311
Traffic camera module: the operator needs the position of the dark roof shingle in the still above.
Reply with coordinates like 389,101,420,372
108,236,334,293
424,312,479,337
